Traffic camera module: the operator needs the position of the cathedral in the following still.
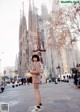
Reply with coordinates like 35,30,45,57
18,0,80,77
18,0,46,76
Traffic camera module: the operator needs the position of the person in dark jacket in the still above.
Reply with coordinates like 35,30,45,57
73,68,78,86
21,77,24,85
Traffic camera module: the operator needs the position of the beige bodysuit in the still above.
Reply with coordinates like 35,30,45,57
32,62,41,84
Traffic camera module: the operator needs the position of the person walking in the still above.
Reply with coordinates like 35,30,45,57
30,55,43,112
73,67,78,86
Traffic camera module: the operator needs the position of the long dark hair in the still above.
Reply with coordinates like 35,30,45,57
32,54,40,62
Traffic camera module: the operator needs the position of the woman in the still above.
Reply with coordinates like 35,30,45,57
30,55,43,112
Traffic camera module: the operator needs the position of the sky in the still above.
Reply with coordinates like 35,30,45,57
0,0,51,72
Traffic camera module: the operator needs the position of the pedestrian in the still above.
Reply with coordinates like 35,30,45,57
77,64,80,77
21,77,24,85
55,77,58,84
27,77,30,84
30,54,43,112
23,77,26,85
77,76,80,88
73,68,78,86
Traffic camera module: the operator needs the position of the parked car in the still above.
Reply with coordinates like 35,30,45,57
3,76,11,84
17,77,22,83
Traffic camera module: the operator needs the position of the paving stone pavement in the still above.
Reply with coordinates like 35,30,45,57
0,79,80,112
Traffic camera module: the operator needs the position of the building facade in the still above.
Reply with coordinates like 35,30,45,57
18,4,29,76
18,0,80,77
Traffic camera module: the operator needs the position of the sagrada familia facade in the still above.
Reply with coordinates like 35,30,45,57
18,0,80,77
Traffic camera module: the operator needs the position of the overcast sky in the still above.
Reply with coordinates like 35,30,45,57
0,0,51,72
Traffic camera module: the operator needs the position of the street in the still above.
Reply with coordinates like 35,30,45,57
0,80,80,112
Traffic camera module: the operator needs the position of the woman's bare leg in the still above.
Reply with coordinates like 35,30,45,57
33,83,41,106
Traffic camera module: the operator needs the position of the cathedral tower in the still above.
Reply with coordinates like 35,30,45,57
18,2,28,76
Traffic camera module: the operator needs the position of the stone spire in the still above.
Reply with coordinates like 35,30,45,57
18,2,27,76
52,0,60,11
52,0,59,4
22,2,24,16
21,2,27,32
32,0,35,13
29,0,32,11
28,0,32,31
41,3,48,19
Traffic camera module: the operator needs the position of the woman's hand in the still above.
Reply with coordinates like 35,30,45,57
30,70,33,74
30,70,39,75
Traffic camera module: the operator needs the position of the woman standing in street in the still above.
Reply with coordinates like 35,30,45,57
30,55,43,112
